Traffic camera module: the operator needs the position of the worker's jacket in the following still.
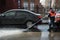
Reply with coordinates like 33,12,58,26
48,11,56,21
50,13,56,17
48,11,56,17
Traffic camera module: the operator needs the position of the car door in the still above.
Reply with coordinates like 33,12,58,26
24,11,38,22
15,11,27,24
1,11,16,24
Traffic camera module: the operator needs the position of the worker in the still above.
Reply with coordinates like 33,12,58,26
48,8,56,31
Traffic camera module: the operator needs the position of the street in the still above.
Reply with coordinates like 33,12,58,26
0,24,60,40
0,0,60,40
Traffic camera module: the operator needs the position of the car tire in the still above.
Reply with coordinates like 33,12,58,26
26,21,34,29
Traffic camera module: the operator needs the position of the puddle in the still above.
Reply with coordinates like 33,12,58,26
37,24,49,40
0,28,26,37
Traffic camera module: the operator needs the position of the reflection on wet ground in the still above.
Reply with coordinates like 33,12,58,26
0,29,60,40
0,24,60,40
0,32,41,40
50,32,60,40
0,31,60,40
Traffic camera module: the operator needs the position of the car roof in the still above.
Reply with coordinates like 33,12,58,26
6,9,32,12
3,9,41,15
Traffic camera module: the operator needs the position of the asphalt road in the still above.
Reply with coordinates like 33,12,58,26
0,24,60,40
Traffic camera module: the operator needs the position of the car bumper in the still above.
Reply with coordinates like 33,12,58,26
55,18,60,23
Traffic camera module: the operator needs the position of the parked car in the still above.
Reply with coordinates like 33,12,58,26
55,10,60,23
0,9,42,28
53,10,60,31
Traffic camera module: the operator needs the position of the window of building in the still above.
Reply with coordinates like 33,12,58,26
18,0,20,8
24,0,28,9
30,0,34,11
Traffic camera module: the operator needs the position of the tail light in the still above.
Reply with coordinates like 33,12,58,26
38,16,42,19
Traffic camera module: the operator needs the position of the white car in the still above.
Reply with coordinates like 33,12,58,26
55,10,60,22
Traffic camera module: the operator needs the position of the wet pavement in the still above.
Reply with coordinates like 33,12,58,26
0,28,41,40
0,24,60,40
0,32,41,40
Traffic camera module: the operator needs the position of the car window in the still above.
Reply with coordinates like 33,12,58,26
57,10,60,13
25,11,32,14
5,11,15,16
16,11,25,16
16,11,32,16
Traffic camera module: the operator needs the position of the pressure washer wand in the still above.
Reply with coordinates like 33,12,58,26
26,15,48,30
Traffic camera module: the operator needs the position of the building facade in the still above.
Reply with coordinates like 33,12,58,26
55,0,60,9
0,0,44,14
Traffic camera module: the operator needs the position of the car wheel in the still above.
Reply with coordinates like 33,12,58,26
26,21,34,29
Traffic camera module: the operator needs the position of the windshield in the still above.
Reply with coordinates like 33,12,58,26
57,10,60,13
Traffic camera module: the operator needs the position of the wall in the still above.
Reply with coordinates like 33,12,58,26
55,0,60,9
0,0,44,14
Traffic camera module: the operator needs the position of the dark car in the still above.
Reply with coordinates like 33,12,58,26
0,9,42,28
